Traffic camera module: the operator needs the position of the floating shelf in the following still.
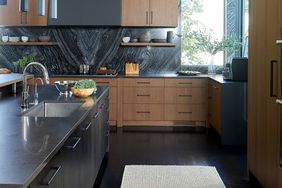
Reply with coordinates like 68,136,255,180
121,42,176,47
0,42,59,46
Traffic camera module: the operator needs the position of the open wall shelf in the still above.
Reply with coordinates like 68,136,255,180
0,42,59,46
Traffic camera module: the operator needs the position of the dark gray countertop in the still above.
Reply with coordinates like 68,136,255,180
49,73,243,84
0,85,108,188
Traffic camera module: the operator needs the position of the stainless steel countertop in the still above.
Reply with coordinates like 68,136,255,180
0,85,109,188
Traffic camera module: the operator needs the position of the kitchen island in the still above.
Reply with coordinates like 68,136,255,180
0,85,109,188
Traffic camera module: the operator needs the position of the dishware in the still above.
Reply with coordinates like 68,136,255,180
151,38,167,43
1,35,8,42
71,87,96,98
166,31,174,43
122,37,131,43
139,33,151,42
54,80,77,95
8,37,20,42
21,36,29,42
38,35,51,42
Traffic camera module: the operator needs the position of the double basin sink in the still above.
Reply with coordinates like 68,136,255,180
21,101,83,117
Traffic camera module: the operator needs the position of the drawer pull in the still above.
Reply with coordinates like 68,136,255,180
178,82,192,85
178,112,192,114
137,81,151,84
137,94,151,97
178,94,192,97
136,111,151,114
41,166,62,186
65,137,81,150
81,122,91,131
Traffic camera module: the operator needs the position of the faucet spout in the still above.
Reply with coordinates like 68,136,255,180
21,62,49,109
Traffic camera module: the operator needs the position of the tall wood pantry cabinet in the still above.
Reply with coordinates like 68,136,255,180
248,0,282,187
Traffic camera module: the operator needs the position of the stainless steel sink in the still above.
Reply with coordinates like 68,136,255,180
21,101,83,117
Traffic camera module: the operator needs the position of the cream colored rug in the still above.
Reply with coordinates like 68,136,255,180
121,165,226,188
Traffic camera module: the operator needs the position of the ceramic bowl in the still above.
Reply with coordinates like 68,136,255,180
1,36,8,42
122,37,131,43
54,80,77,95
9,37,20,42
21,36,29,42
71,87,96,98
38,35,51,42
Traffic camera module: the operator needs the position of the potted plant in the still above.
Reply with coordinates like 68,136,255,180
186,29,242,74
14,53,36,73
71,79,97,98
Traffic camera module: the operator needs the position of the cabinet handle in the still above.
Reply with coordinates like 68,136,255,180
94,111,100,119
65,137,81,149
40,166,62,186
150,11,153,24
81,122,91,131
136,111,151,114
178,112,192,114
146,11,149,25
50,0,57,18
178,82,192,85
137,81,151,84
137,94,151,97
270,60,278,97
276,40,282,45
178,94,192,97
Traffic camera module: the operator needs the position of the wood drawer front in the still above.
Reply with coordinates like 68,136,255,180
123,78,164,87
164,104,207,121
109,103,117,120
165,79,207,88
123,104,164,120
93,78,117,87
164,88,207,104
109,87,117,103
123,87,164,104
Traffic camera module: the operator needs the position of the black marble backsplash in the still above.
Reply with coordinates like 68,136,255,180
0,27,181,75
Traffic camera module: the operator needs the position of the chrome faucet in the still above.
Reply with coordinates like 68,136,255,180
21,62,50,109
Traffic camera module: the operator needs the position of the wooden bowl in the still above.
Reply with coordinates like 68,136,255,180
71,88,96,98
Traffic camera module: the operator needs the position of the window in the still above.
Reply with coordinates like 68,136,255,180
242,0,249,57
181,0,224,65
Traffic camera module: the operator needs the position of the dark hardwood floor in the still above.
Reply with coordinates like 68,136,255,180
96,128,249,188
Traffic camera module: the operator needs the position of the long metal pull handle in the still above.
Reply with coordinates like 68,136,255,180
150,11,153,24
137,94,151,97
50,0,57,18
40,166,62,185
65,137,81,149
146,11,149,25
136,111,151,114
94,111,100,119
81,122,91,131
137,81,151,84
178,94,192,97
178,82,192,85
178,112,192,114
270,60,278,97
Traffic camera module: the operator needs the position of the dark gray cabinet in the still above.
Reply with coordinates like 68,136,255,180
48,0,121,25
29,90,109,188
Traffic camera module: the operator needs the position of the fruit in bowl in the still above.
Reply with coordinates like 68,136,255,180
71,79,97,98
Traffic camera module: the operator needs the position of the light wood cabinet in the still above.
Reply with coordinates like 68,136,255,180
121,0,178,27
208,81,221,135
248,0,282,187
0,0,48,26
123,78,164,87
164,78,207,88
165,87,207,104
123,104,164,121
123,87,164,104
164,104,206,121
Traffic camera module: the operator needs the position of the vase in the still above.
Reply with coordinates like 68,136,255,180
208,55,216,75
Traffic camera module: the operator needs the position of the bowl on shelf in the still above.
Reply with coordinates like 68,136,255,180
71,87,96,98
54,80,76,95
1,36,8,43
122,37,131,43
9,37,20,42
38,36,51,42
21,36,29,42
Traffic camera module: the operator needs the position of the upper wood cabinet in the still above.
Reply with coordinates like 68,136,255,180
0,0,49,26
121,0,178,27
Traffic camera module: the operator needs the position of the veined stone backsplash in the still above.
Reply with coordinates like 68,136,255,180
0,27,181,75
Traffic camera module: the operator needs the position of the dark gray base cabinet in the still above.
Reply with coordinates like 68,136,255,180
29,91,109,188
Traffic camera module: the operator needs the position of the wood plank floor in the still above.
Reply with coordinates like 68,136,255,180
96,128,249,188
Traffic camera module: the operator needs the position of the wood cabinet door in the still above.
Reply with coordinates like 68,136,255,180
0,0,22,26
149,0,178,27
27,0,49,26
121,0,150,26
